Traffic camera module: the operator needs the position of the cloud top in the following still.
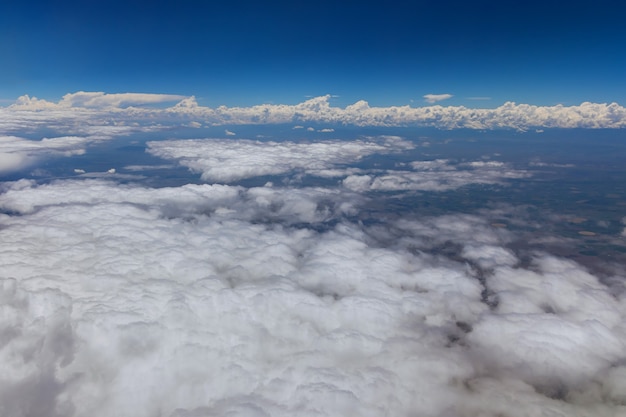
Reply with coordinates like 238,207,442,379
3,92,626,130
0,179,625,417
147,136,413,182
12,91,187,110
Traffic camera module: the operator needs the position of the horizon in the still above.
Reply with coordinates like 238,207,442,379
1,91,625,134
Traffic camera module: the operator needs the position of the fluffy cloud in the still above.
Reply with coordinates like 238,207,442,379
0,135,89,173
147,139,528,190
13,92,187,110
0,179,360,225
424,93,454,103
343,159,530,192
163,96,626,129
147,136,414,182
173,97,626,129
2,93,626,131
0,178,624,417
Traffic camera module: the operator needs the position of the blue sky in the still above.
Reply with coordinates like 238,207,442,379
1,0,625,107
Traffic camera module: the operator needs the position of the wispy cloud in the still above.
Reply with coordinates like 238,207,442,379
423,93,454,103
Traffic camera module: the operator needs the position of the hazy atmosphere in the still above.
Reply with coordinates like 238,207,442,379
1,1,626,417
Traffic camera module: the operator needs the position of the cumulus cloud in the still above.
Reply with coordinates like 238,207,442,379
13,92,187,110
164,96,626,129
469,255,626,399
0,135,89,173
147,136,414,183
343,158,530,192
424,93,454,103
2,92,626,131
0,178,624,417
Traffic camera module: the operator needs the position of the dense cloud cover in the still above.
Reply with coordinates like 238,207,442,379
3,92,626,130
1,177,625,416
1,94,626,416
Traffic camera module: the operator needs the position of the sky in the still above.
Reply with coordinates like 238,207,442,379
1,0,626,107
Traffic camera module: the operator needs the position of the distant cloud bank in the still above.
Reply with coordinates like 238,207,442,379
4,92,626,130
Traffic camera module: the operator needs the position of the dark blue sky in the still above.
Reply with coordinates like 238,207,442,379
1,0,625,107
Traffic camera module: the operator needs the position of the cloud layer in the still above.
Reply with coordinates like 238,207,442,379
3,92,626,130
0,178,625,417
0,136,90,173
1,91,625,417
147,136,413,182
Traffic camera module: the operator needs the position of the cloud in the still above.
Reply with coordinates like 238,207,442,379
3,92,626,131
424,93,454,103
342,158,530,192
147,136,414,183
12,92,188,110
469,255,626,396
0,135,89,173
0,177,624,417
163,96,626,129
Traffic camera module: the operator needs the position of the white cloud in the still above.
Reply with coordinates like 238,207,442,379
12,92,187,110
147,136,414,183
343,159,530,192
424,93,454,104
0,178,624,416
122,164,176,171
469,255,626,393
0,179,359,225
181,97,626,129
0,135,89,173
3,92,626,130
